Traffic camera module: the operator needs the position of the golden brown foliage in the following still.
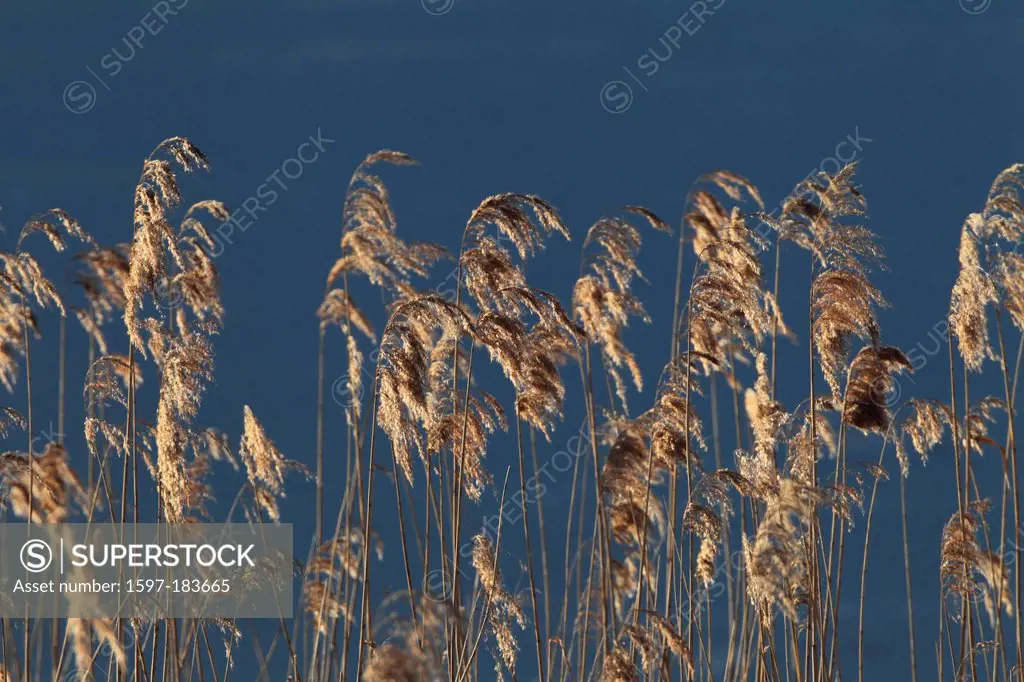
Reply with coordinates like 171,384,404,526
574,208,666,409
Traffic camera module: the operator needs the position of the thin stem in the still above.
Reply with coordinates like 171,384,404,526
515,405,546,682
316,325,326,544
354,366,382,678
900,467,918,682
529,426,553,682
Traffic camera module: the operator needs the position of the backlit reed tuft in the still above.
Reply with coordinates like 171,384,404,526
573,207,667,410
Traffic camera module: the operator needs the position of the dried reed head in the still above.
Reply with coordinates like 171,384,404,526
318,288,375,341
84,353,141,416
812,270,886,399
950,214,998,372
646,355,707,472
472,533,525,674
994,252,1024,333
842,344,911,434
686,470,752,584
170,205,227,331
777,163,868,259
573,207,667,410
976,163,1024,243
465,193,569,260
304,531,383,634
940,510,983,607
2,444,87,522
744,478,822,626
458,194,568,338
685,170,764,258
0,251,65,315
191,426,236,469
427,391,506,500
687,210,772,373
125,137,210,351
363,643,427,682
377,296,471,486
897,398,951,474
683,503,722,586
600,648,640,682
67,617,125,681
329,150,447,301
784,401,837,485
977,550,1014,626
0,295,35,392
650,612,693,675
0,407,24,438
609,554,639,617
745,352,787,463
240,405,305,522
962,396,1007,456
475,287,582,437
602,422,667,547
75,245,130,332
17,208,94,253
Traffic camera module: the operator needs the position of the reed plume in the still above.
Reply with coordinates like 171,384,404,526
327,150,446,301
1,443,86,522
573,207,668,410
950,214,998,373
376,295,471,486
74,245,131,354
460,193,569,315
686,170,764,258
744,478,822,626
124,137,209,351
240,404,304,522
472,532,526,675
476,287,582,438
842,344,911,434
153,325,214,522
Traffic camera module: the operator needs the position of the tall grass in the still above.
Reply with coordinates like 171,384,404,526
0,141,1021,682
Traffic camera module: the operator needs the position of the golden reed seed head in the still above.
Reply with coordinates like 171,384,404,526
950,215,998,372
376,295,472,488
574,208,665,411
17,208,95,253
124,138,211,353
842,344,911,434
331,149,447,307
362,644,425,682
472,533,525,674
600,649,640,682
239,405,306,522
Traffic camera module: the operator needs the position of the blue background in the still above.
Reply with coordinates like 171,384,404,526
2,0,1023,679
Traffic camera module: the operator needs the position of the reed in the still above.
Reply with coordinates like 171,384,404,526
2,142,1023,681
